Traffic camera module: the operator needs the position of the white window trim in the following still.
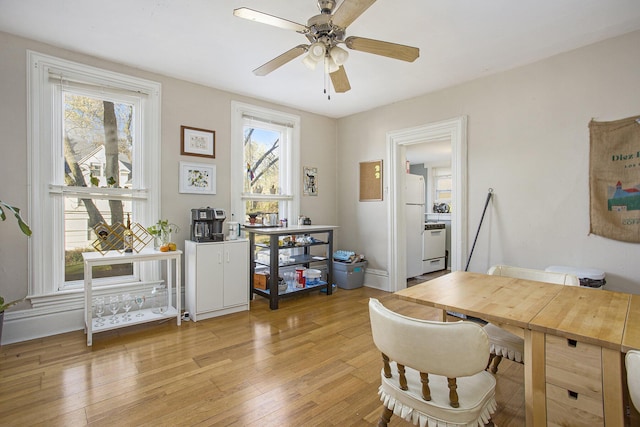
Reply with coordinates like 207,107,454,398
433,167,452,204
230,101,300,224
27,51,161,308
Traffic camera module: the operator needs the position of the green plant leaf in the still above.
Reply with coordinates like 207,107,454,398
0,296,25,312
0,200,32,236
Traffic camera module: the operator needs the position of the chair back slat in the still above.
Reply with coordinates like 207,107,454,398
447,378,459,408
419,372,431,401
397,363,408,390
382,353,391,378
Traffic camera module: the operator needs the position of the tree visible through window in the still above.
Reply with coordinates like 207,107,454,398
244,127,281,216
63,93,135,281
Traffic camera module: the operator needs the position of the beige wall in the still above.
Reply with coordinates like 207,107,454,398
0,31,337,340
337,29,640,293
2,27,640,342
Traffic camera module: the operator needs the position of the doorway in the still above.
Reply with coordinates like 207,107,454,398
386,116,467,292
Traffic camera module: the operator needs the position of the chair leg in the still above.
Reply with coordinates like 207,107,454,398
378,406,393,427
486,353,496,371
490,355,503,374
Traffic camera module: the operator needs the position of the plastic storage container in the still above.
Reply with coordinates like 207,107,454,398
545,265,606,289
334,261,367,289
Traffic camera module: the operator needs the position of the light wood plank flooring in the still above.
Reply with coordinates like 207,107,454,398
0,286,524,426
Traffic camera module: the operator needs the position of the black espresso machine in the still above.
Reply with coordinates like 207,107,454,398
190,207,226,242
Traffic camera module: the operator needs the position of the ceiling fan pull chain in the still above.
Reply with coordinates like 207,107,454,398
324,56,331,100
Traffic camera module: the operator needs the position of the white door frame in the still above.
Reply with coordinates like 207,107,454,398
386,116,467,292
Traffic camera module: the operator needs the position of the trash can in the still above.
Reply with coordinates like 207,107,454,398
545,265,606,289
333,260,367,289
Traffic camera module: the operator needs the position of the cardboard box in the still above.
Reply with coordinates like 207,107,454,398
254,272,269,290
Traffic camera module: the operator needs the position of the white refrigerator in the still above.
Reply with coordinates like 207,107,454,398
405,174,425,278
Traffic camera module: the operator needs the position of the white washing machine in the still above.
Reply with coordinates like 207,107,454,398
423,223,446,273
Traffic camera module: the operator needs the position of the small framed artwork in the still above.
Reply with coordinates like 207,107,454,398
359,160,383,201
181,125,215,158
179,161,216,194
303,166,318,196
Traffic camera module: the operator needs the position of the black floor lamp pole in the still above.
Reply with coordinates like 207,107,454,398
465,188,493,272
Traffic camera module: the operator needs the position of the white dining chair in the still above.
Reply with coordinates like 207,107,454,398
484,265,579,373
369,298,497,427
626,350,640,412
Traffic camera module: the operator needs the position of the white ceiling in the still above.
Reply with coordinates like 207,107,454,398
406,139,451,167
1,0,640,119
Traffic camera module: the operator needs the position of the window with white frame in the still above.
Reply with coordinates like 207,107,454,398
28,51,161,299
230,102,300,226
432,167,452,212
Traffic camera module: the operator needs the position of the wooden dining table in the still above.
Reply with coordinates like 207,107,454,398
395,271,630,427
622,294,640,353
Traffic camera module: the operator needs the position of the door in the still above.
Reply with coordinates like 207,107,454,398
405,204,424,278
196,244,224,312
405,174,425,205
388,116,467,292
223,240,249,307
423,227,446,260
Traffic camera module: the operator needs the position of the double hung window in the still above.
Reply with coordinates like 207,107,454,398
28,52,161,300
230,102,300,226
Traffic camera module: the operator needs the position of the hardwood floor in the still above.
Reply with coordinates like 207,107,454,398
406,269,450,288
0,286,524,426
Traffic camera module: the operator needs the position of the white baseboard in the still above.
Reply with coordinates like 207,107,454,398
363,268,390,292
2,307,84,345
2,289,185,345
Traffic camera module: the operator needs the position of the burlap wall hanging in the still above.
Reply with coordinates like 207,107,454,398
589,115,640,243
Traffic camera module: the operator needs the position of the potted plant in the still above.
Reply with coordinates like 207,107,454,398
0,200,31,344
147,219,179,251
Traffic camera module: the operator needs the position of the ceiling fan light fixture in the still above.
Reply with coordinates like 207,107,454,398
302,54,319,70
329,46,349,66
308,42,326,62
324,57,339,74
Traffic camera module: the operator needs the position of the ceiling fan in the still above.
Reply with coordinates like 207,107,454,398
233,0,420,95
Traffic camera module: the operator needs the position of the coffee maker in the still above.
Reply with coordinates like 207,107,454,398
190,207,226,242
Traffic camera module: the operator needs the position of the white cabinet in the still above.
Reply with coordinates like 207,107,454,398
185,239,249,321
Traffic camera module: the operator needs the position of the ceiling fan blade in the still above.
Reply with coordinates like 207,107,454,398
331,0,376,29
345,36,419,62
253,45,308,76
330,66,351,93
234,8,308,33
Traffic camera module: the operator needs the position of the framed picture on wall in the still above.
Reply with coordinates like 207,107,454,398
181,125,215,158
179,161,216,194
303,166,318,196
